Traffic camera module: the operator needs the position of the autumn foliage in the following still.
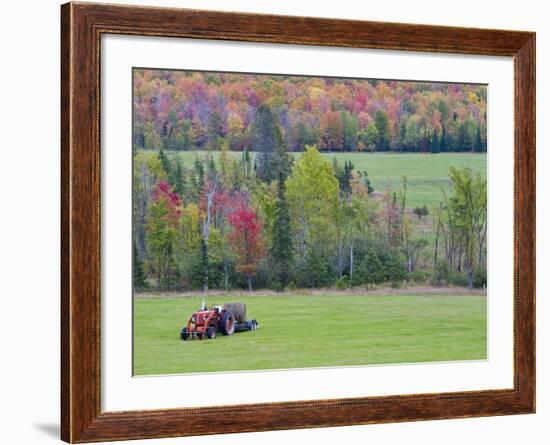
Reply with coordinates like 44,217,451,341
133,70,488,292
152,181,182,222
133,70,487,154
227,203,266,288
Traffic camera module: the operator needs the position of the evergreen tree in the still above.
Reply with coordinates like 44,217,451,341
170,160,186,197
206,155,217,182
298,250,330,288
252,104,291,182
158,149,172,178
294,121,315,152
474,125,483,152
242,146,252,180
178,120,194,151
160,121,171,150
397,117,408,152
231,159,243,190
191,238,210,291
383,252,406,285
374,110,391,151
359,171,375,194
270,175,293,290
332,157,341,177
133,240,147,290
459,118,476,152
430,130,440,153
162,111,180,151
341,111,359,151
356,250,383,289
333,159,355,196
160,242,180,289
206,110,223,150
344,161,354,195
440,125,447,152
193,157,205,191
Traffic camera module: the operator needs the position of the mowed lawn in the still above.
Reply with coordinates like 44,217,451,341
164,151,486,208
133,294,487,375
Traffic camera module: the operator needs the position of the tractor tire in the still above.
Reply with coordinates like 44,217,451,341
220,311,235,336
180,327,188,341
223,303,247,323
206,326,217,339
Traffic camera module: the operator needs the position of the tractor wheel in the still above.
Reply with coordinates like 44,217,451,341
220,311,235,336
180,327,188,341
206,326,217,339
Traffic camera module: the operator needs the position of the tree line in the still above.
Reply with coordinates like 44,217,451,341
133,106,487,292
133,70,487,155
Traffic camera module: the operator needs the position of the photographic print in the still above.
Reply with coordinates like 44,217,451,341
132,69,488,376
61,5,535,440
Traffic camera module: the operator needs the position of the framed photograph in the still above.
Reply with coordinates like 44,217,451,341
61,2,535,442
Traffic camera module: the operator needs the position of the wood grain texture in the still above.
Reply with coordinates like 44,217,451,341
60,2,536,442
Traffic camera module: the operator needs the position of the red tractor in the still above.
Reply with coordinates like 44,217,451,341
180,300,258,340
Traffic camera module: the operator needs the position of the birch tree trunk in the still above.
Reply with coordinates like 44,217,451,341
202,179,218,293
349,242,354,287
434,203,442,268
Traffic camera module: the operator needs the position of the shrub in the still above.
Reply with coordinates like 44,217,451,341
448,270,468,287
270,281,284,292
390,280,402,289
432,262,471,287
432,261,450,286
408,270,428,284
382,252,407,283
335,276,349,290
354,249,384,286
296,250,332,288
473,268,487,288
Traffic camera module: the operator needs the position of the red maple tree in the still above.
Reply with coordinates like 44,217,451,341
227,203,266,291
152,181,182,224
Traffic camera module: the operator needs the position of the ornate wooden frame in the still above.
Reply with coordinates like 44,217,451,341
61,2,535,442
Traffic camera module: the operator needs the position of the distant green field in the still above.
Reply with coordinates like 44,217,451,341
133,293,487,375
158,151,486,208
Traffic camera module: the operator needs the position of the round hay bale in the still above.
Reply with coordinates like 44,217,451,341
223,302,247,323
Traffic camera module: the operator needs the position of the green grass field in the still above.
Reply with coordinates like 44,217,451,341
133,293,486,375
163,151,486,208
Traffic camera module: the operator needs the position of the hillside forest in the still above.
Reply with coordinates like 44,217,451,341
133,70,487,154
132,70,488,293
